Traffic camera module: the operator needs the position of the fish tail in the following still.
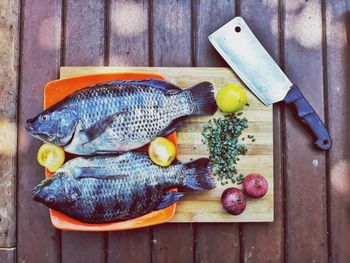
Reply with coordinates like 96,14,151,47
183,158,216,190
184,82,217,115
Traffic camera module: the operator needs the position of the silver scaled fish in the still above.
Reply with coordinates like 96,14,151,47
25,79,217,155
32,152,215,223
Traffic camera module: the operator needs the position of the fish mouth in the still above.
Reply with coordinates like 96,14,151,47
25,121,54,141
25,119,43,137
32,185,42,202
25,119,34,133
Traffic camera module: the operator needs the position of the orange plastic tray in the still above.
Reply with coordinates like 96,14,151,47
43,72,177,231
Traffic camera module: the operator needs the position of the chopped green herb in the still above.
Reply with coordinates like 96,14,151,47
201,113,248,183
237,112,243,116
245,103,250,106
252,139,256,142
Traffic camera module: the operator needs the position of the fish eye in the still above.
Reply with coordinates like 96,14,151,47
47,195,56,203
41,115,48,121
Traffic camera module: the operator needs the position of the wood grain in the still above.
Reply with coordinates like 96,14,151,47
0,0,19,248
0,248,15,263
108,0,149,66
107,1,151,262
325,1,350,262
61,66,274,224
61,233,104,263
194,0,235,67
61,1,106,262
193,2,239,262
17,0,62,262
64,0,105,65
152,0,192,67
107,230,150,263
239,0,284,262
284,0,328,262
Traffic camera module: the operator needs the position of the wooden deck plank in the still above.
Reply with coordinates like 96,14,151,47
107,1,151,262
108,230,150,263
325,1,350,262
0,0,19,248
61,1,106,262
62,233,105,263
194,1,240,262
0,248,15,263
17,0,62,262
283,0,328,261
240,1,284,262
64,0,105,65
194,0,235,67
151,1,194,262
108,0,149,66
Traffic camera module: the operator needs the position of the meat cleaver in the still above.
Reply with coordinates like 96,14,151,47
209,17,332,150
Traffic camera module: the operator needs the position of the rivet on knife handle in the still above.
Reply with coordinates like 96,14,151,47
284,85,332,150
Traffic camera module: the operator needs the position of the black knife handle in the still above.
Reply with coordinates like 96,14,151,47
284,84,332,150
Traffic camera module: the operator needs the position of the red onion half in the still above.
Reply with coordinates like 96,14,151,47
221,187,247,215
243,173,268,199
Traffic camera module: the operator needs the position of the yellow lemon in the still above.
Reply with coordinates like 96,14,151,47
216,84,248,113
149,137,176,167
37,143,65,172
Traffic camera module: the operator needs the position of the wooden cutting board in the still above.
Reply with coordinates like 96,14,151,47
60,67,274,223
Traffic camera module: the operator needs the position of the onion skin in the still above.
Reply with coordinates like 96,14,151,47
243,173,268,199
221,187,247,215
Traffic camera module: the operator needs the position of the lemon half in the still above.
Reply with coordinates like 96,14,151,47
148,137,176,167
37,143,65,172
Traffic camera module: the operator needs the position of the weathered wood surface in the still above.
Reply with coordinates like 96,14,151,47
0,0,19,248
326,1,350,262
284,0,328,262
17,1,61,262
0,248,15,263
14,0,350,262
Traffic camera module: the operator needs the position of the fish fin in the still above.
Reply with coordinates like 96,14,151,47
75,167,128,180
183,82,217,115
82,112,125,142
107,79,182,94
183,158,216,190
135,79,182,94
154,192,184,210
158,116,188,136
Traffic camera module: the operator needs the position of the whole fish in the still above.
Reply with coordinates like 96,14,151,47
32,152,215,223
25,79,217,155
